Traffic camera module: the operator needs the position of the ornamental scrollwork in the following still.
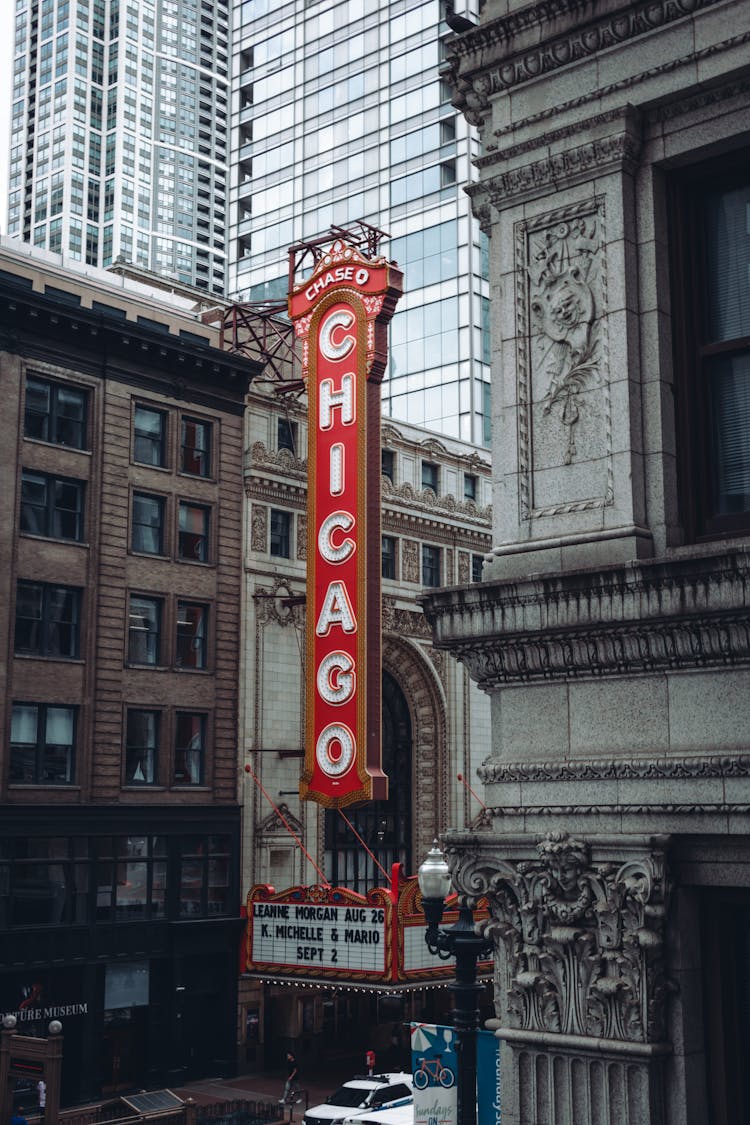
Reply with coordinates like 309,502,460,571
530,214,601,467
449,833,673,1044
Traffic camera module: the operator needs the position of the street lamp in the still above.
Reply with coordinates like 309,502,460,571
418,842,492,1125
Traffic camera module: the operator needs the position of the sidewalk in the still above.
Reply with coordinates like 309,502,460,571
168,1057,364,1117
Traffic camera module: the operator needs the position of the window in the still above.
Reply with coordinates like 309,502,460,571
132,493,165,554
10,703,76,784
180,416,212,477
270,509,291,558
277,416,297,453
20,472,85,541
382,535,396,580
176,602,208,669
128,595,161,665
174,712,206,785
671,153,750,537
178,502,210,561
125,708,159,784
421,461,439,493
15,581,80,658
24,376,87,449
464,473,477,501
179,834,231,917
133,404,167,466
382,449,395,482
98,837,167,921
422,544,441,588
472,554,483,583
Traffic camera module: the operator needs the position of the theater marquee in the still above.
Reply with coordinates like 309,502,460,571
244,872,492,985
289,241,402,808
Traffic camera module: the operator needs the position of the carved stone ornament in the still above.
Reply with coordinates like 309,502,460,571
450,833,672,1044
249,440,307,478
255,801,303,838
251,504,268,552
254,579,305,628
402,539,420,584
296,513,307,561
516,198,613,518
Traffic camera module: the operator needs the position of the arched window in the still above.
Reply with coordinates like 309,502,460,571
324,671,412,892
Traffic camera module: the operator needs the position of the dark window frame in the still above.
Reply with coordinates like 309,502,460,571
464,473,478,501
422,544,441,588
421,460,439,493
270,508,291,558
15,580,81,659
277,416,297,454
471,554,483,583
9,701,77,785
131,491,166,555
173,711,207,786
180,415,212,478
24,374,88,449
381,449,395,482
124,707,160,786
20,471,85,542
127,593,163,666
175,601,209,670
669,150,750,540
178,500,211,563
133,403,168,467
382,535,397,580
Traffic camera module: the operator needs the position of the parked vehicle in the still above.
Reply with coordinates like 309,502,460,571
343,1106,414,1125
303,1074,413,1125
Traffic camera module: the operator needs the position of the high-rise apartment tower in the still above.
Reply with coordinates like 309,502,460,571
7,0,229,293
229,0,490,444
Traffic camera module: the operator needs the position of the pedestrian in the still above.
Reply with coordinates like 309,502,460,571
281,1051,300,1104
390,1023,402,1067
11,1106,28,1125
37,1079,46,1123
365,1048,376,1076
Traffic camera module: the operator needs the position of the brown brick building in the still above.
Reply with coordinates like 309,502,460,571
0,240,260,1102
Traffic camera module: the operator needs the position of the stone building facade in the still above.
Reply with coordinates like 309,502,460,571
423,2,750,1124
238,382,492,1069
0,238,259,1101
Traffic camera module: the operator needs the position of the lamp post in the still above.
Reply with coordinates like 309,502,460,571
418,842,492,1125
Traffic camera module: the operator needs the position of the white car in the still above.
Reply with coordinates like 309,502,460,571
343,1106,414,1125
303,1074,414,1125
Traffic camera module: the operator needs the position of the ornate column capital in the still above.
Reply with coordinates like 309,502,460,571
444,831,673,1045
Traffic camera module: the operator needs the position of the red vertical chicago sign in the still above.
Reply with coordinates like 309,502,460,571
289,240,402,807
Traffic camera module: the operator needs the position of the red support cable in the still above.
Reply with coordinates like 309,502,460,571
244,762,331,888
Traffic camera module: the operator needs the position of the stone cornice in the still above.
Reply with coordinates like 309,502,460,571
468,111,642,210
448,0,724,111
480,752,750,783
422,548,750,685
383,477,492,527
245,441,492,528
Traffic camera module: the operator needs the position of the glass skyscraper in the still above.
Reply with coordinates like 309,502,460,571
229,0,490,444
7,0,229,293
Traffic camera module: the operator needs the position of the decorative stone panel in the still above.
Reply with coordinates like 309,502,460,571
251,504,267,552
402,539,420,583
515,197,613,519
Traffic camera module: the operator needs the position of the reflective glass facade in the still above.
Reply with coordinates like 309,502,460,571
8,0,229,293
230,0,490,443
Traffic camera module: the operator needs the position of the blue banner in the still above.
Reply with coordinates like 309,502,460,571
410,1023,457,1125
477,1030,500,1125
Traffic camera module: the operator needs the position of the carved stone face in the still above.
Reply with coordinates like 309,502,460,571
549,855,581,895
532,269,594,357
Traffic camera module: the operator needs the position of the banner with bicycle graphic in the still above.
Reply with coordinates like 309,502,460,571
410,1023,457,1125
